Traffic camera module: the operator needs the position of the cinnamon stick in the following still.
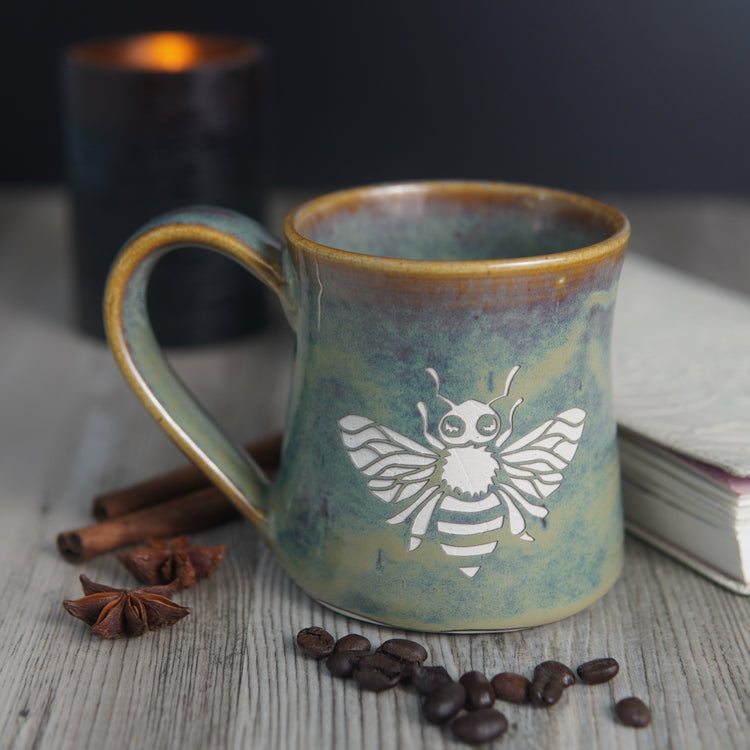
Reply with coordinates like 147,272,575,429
92,432,282,520
58,486,240,563
57,432,282,564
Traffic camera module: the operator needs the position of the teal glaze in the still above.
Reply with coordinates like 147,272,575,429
109,208,288,522
105,181,630,632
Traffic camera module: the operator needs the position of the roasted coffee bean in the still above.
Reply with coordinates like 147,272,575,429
491,671,531,704
353,653,403,691
422,681,467,724
529,674,565,707
296,626,335,658
451,708,509,745
376,638,428,674
459,670,495,710
534,660,576,687
325,650,364,678
615,696,652,727
577,657,620,685
334,633,371,653
411,665,453,695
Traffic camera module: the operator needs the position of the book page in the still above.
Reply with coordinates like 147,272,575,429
613,254,750,477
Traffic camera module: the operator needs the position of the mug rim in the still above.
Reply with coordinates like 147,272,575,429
284,180,630,277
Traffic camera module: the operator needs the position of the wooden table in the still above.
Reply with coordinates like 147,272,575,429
1,188,748,749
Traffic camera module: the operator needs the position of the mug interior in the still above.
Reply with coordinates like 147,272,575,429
291,182,625,262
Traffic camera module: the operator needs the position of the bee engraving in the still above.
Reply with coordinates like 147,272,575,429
338,367,586,578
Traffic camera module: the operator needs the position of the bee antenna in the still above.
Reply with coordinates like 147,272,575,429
488,365,521,406
426,367,456,408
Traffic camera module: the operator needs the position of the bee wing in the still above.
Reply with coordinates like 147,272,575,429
338,415,441,503
498,407,586,501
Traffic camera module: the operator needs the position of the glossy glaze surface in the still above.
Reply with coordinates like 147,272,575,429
106,181,630,631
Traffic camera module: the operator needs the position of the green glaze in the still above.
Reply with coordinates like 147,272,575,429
105,181,630,632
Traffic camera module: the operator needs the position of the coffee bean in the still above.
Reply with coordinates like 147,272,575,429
376,638,428,674
491,671,531,704
296,626,334,658
451,708,508,744
529,661,574,709
422,681,467,724
334,633,371,653
325,650,364,678
411,665,453,695
353,653,403,691
534,660,576,687
615,696,651,727
293,627,645,737
577,657,620,685
529,674,565,707
459,670,495,710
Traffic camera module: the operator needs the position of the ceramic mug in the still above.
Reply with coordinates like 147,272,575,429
104,181,630,632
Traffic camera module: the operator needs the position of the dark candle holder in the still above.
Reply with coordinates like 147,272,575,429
63,32,271,346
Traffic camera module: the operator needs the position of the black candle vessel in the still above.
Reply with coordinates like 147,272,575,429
63,32,271,345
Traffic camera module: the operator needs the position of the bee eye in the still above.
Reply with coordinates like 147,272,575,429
477,413,499,435
440,415,466,438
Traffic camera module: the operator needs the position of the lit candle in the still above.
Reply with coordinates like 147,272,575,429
69,32,262,72
122,32,209,71
63,33,270,345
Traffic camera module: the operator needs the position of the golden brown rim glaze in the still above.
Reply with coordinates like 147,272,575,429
284,181,630,278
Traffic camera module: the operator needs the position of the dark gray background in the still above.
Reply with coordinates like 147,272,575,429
2,1,749,192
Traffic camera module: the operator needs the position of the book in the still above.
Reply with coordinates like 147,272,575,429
612,254,750,594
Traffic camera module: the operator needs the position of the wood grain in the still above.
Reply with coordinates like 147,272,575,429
1,189,749,750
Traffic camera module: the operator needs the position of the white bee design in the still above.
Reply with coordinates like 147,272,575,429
338,367,586,578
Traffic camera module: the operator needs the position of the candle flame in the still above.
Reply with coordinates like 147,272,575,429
70,32,259,72
127,33,207,71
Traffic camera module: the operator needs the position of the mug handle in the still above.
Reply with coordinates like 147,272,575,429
103,206,297,529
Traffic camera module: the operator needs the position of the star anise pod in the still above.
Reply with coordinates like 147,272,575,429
117,536,226,589
63,574,191,639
